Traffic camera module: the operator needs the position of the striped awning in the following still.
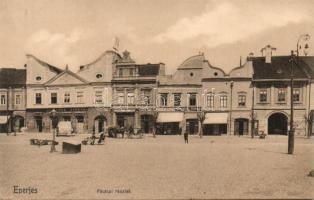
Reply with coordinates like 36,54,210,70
0,116,10,124
157,112,184,123
203,113,228,124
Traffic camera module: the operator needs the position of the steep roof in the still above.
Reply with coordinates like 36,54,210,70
0,68,26,88
26,54,63,73
297,56,314,78
252,56,310,80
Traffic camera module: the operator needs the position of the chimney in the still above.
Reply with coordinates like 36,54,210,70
260,44,276,64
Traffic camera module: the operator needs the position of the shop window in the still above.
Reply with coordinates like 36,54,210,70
76,116,84,123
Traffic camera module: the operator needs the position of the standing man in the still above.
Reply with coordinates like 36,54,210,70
184,130,189,144
51,109,59,152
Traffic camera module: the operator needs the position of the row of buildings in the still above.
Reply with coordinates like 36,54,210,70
1,45,314,137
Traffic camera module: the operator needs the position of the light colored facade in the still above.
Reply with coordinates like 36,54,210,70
25,51,117,133
250,48,312,136
0,68,26,133
157,54,205,135
111,50,164,133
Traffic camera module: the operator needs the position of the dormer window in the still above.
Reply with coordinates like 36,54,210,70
36,76,42,81
96,74,103,79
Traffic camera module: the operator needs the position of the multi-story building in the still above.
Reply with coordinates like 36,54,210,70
251,46,313,136
0,68,26,133
111,50,164,133
25,51,118,134
157,53,206,135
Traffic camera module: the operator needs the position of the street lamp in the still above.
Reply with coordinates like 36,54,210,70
288,34,311,154
50,109,58,153
288,51,295,155
296,34,311,56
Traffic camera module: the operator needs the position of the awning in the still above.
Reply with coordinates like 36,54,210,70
0,116,10,124
203,113,228,124
157,112,184,123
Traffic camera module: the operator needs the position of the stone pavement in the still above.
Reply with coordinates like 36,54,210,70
0,132,313,199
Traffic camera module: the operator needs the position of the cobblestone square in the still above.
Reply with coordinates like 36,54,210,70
0,133,313,199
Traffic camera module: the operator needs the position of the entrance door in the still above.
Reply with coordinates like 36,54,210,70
94,115,106,134
268,113,288,135
141,115,151,133
35,116,43,132
186,119,198,134
235,119,249,135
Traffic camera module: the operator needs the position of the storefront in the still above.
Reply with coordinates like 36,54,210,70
0,115,10,133
203,113,228,135
156,112,184,135
26,108,88,133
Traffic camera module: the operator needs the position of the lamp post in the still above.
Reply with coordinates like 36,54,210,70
288,34,311,154
229,81,234,135
288,51,295,155
50,109,58,153
296,34,310,56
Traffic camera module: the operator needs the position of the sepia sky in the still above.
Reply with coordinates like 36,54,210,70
0,0,314,74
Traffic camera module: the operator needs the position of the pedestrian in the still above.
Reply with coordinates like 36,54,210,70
184,130,189,144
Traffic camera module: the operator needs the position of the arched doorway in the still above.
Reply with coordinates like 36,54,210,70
94,115,107,134
268,113,288,135
14,115,25,132
234,118,249,135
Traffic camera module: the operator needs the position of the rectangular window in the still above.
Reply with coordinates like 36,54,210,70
64,93,70,103
76,91,84,103
160,93,168,106
293,88,300,102
129,68,134,76
189,93,197,106
0,94,6,105
238,95,246,107
117,91,124,104
51,93,57,104
259,90,267,102
35,93,42,104
118,68,123,77
220,95,227,108
15,94,21,105
143,90,151,105
174,93,181,107
207,94,214,108
277,88,286,102
127,92,135,104
95,91,103,104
